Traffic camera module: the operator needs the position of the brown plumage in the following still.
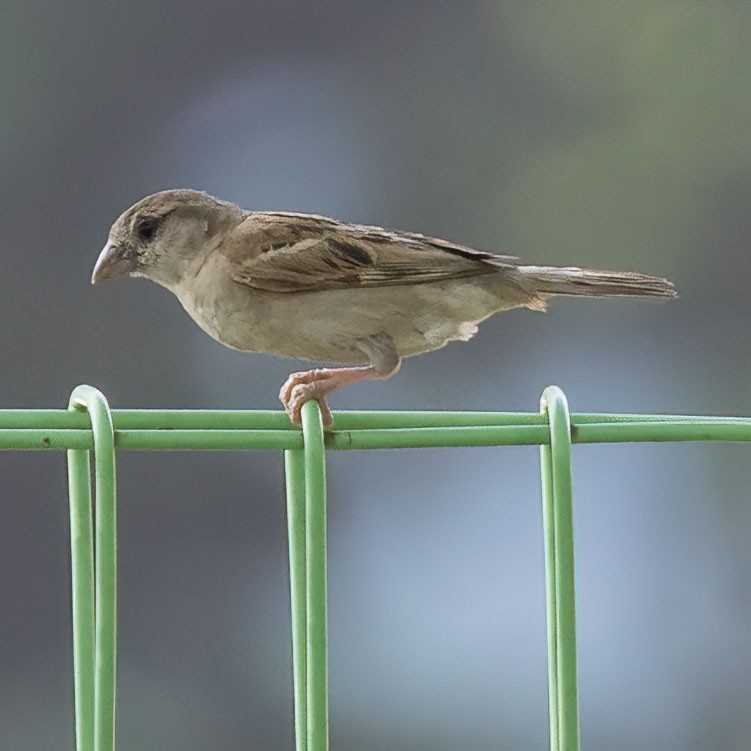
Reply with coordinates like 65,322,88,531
92,189,676,425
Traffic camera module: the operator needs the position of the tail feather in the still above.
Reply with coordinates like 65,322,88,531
520,265,677,299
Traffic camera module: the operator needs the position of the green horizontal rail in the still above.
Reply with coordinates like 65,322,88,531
2,408,750,430
2,415,750,450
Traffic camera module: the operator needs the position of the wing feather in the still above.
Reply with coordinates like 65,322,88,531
222,212,513,293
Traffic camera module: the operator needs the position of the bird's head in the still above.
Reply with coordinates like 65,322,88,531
92,189,243,288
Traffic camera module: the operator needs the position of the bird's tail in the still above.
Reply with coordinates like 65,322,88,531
519,265,677,300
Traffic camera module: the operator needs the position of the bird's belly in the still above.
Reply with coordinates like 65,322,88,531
177,277,508,365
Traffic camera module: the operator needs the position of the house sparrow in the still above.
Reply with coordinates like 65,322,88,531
92,189,676,425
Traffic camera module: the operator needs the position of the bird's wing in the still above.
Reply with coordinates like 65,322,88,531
220,212,517,293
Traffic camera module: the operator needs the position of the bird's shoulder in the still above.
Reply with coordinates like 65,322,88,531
218,211,339,260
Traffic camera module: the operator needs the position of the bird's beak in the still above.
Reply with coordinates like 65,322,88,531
91,242,136,284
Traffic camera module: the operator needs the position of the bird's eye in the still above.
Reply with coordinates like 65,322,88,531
136,217,158,241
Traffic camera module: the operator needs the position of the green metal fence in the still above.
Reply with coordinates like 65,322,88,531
2,383,751,751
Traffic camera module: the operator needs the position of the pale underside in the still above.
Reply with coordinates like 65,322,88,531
171,250,534,371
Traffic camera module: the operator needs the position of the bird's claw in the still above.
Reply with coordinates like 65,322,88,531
279,370,334,427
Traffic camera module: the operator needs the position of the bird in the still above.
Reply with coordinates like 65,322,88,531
92,189,676,426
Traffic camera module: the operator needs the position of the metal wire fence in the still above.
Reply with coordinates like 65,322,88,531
2,384,750,751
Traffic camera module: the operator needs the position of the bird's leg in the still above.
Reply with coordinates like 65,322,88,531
280,361,401,427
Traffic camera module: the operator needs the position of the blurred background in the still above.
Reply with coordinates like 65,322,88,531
1,1,750,748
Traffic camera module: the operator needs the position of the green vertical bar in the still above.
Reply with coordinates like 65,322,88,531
539,434,560,751
70,386,118,751
540,386,580,751
285,449,308,751
301,401,329,751
66,417,95,751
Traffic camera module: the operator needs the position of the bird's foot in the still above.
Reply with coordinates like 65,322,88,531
279,369,336,427
279,365,396,427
